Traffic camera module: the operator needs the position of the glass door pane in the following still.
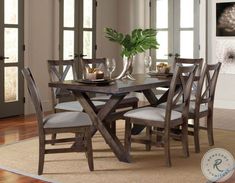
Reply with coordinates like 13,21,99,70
63,30,74,60
180,0,194,28
82,0,95,59
155,0,169,65
156,0,168,29
4,0,18,24
83,31,92,59
83,0,93,28
63,0,75,27
180,31,194,58
4,67,18,102
4,28,18,63
179,0,197,58
156,31,168,60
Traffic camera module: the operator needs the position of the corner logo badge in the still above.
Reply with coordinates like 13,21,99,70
201,148,235,182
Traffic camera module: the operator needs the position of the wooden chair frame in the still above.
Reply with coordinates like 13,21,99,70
22,68,94,174
189,62,222,153
125,64,197,166
48,59,77,112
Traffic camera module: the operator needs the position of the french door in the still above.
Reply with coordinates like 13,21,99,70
0,0,24,118
59,0,96,79
150,0,200,68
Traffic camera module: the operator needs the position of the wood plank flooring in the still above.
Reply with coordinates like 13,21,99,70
0,115,47,183
0,110,234,183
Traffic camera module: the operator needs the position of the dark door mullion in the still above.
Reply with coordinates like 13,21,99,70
0,0,4,105
75,0,83,78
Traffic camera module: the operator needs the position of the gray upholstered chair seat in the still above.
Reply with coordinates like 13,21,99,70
173,102,208,114
188,102,208,113
55,101,105,111
124,107,182,122
43,112,92,128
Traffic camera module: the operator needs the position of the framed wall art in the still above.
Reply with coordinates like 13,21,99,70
216,2,235,37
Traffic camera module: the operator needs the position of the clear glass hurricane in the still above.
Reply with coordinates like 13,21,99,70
106,58,116,79
144,55,152,73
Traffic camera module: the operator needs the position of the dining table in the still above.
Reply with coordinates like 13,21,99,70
49,74,171,163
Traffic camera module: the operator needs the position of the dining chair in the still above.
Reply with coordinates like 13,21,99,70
48,59,106,144
178,62,222,153
124,64,197,167
132,58,204,136
173,58,204,96
81,58,139,134
22,68,94,174
47,59,105,113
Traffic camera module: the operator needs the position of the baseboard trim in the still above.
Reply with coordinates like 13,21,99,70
214,100,235,109
25,100,52,115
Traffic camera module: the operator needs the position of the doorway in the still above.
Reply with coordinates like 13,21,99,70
150,0,200,68
0,0,24,118
59,0,96,79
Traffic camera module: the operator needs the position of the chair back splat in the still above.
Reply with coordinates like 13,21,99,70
173,58,203,76
22,68,44,133
47,59,77,111
195,62,222,110
165,64,198,130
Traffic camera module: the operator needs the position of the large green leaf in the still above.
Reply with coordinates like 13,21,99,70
104,27,159,59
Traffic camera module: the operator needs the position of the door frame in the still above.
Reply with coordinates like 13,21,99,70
59,0,97,78
0,0,24,118
150,0,200,69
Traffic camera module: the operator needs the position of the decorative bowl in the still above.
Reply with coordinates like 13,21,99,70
156,63,171,74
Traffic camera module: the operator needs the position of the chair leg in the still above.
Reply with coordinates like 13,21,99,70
85,128,94,171
181,121,189,158
163,134,171,167
156,127,163,143
38,138,45,175
207,112,214,146
146,126,152,151
51,133,56,145
194,117,200,153
124,118,132,154
110,121,116,136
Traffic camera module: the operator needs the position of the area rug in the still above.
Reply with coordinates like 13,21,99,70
0,121,234,183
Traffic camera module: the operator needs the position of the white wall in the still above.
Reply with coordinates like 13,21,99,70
207,0,235,109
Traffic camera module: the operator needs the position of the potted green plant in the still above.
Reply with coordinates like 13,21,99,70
104,27,159,79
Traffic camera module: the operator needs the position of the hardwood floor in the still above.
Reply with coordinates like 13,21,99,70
0,110,234,183
0,170,46,183
0,115,38,145
0,115,47,183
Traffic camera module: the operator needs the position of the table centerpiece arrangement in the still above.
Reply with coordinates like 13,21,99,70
104,27,159,80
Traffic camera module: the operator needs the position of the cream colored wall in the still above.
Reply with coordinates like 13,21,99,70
96,0,119,75
24,0,56,114
117,0,150,75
